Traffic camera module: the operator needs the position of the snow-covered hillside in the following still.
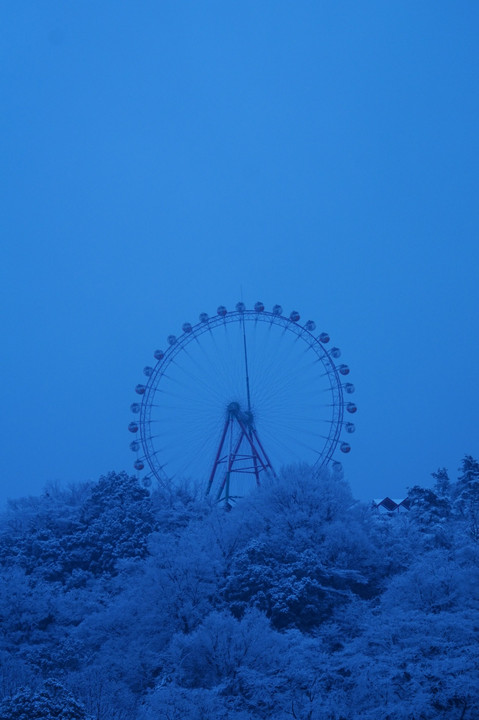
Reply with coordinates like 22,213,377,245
0,459,478,719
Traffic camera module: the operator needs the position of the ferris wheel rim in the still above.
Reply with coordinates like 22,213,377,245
129,305,354,487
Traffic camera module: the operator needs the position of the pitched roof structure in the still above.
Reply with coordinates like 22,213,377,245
373,497,411,512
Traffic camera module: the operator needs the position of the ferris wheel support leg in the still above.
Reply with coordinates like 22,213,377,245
206,416,230,496
236,417,273,477
216,429,245,501
248,430,261,486
250,425,276,477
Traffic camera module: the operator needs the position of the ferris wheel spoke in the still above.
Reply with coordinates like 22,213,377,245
150,388,206,403
265,428,330,457
253,385,328,411
185,330,240,386
142,449,167,468
143,434,162,444
260,413,333,429
319,366,340,379
258,426,320,463
178,343,219,382
257,420,331,444
156,384,225,406
253,345,324,402
207,325,240,383
250,320,293,382
254,387,324,417
167,359,227,403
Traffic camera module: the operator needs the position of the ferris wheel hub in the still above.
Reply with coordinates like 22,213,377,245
226,401,254,426
227,401,241,415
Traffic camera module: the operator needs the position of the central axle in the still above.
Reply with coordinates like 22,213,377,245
226,401,254,427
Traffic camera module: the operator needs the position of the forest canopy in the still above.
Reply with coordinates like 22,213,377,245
0,458,478,719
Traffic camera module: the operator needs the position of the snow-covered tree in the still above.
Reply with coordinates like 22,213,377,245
0,680,90,720
454,455,479,541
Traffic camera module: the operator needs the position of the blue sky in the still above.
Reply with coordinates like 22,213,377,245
1,2,478,505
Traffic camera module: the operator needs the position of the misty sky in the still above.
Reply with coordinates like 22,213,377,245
1,2,478,507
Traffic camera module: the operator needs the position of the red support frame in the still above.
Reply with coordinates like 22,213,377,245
206,408,276,502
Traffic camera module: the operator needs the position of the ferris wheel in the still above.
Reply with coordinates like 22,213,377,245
128,302,356,502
